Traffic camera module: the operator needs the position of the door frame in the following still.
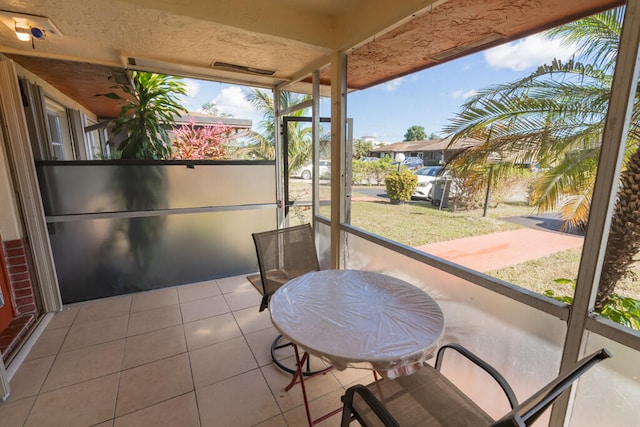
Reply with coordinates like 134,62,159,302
0,235,17,334
0,62,61,313
282,116,331,222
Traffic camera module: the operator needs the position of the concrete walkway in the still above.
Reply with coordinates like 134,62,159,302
414,228,584,272
350,195,584,271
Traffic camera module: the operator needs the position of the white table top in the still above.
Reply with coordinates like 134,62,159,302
270,269,444,379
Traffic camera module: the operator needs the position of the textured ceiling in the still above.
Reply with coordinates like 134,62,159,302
0,0,624,118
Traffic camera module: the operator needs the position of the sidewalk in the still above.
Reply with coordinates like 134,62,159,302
414,228,584,272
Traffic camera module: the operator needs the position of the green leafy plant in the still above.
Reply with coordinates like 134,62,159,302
544,278,640,330
385,170,418,203
352,158,395,185
443,9,640,311
99,71,187,159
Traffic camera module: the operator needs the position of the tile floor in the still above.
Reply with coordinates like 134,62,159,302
0,274,373,427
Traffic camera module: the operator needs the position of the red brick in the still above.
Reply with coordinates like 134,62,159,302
4,248,24,258
13,288,33,298
11,279,32,290
6,255,27,265
17,303,36,314
9,272,30,282
8,264,27,275
6,255,26,266
11,280,32,290
16,295,34,305
2,240,24,249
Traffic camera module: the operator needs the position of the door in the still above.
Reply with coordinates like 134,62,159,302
0,238,16,334
282,116,353,225
283,116,331,224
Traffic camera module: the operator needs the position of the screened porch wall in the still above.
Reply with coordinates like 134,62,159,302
36,160,277,303
330,224,640,424
338,226,571,420
570,332,640,425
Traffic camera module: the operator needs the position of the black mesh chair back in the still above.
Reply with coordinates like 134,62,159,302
252,223,320,311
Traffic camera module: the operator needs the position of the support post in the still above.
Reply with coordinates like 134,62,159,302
330,52,347,269
482,164,494,217
551,2,640,425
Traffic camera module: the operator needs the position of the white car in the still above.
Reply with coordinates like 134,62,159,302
411,166,444,200
293,160,331,180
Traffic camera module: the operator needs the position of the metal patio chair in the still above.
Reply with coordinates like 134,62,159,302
341,344,611,427
252,223,325,375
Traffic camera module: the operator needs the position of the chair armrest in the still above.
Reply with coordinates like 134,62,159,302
492,348,612,427
435,343,519,409
341,384,400,427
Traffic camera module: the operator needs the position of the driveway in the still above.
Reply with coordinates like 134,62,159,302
501,213,584,236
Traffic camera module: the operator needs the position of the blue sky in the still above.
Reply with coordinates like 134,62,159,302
182,34,577,143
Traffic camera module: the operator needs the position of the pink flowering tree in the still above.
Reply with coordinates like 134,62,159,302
171,118,230,160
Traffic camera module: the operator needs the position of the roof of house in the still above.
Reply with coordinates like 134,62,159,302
174,113,252,129
370,138,481,153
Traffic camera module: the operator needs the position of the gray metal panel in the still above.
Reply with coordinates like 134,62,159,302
36,162,276,216
48,209,276,303
35,161,278,303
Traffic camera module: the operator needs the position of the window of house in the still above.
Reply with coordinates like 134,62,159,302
84,117,109,160
45,98,74,160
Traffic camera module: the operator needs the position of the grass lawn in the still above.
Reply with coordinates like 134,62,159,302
349,199,527,247
289,183,639,301
489,247,640,300
488,248,581,297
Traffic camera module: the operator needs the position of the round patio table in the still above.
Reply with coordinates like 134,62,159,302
270,269,445,379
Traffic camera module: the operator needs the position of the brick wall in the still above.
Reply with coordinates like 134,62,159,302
2,239,37,315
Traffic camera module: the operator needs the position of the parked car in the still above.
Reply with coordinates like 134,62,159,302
292,160,331,180
402,157,424,170
392,156,424,170
359,157,380,162
427,171,461,203
411,166,443,200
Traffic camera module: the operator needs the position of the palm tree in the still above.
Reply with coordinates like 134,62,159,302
444,8,640,310
235,89,314,173
101,71,187,159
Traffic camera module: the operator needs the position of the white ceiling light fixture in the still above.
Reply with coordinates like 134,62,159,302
0,10,62,43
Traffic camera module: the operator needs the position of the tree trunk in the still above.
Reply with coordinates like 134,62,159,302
598,147,640,311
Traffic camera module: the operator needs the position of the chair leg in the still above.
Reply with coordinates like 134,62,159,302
259,294,270,312
271,334,330,376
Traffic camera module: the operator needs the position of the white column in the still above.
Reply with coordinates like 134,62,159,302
330,52,347,269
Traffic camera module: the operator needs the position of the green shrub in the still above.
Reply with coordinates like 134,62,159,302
385,170,418,202
352,159,396,185
545,278,640,330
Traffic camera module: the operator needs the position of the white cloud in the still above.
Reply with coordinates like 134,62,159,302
183,79,200,97
484,35,577,72
463,89,477,99
451,89,477,100
383,77,404,92
212,86,254,117
206,86,265,129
